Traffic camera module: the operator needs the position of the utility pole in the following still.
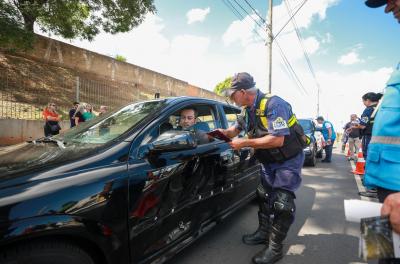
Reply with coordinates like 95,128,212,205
317,86,320,116
267,0,273,94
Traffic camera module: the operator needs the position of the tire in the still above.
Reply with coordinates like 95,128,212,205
0,240,95,264
306,145,317,167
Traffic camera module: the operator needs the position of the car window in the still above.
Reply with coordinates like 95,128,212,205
142,104,218,146
223,106,241,128
55,100,166,145
298,119,314,134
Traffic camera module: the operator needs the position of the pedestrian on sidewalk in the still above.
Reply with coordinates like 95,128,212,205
344,114,361,161
42,102,61,137
99,105,108,116
316,116,336,163
69,101,79,128
218,72,308,264
73,103,86,126
83,103,96,121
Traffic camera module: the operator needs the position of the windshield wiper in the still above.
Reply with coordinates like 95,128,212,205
30,137,66,149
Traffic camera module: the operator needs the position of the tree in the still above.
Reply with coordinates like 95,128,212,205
115,54,126,62
0,1,34,50
0,0,155,49
214,76,232,96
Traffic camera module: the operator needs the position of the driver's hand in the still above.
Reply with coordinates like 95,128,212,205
216,128,227,136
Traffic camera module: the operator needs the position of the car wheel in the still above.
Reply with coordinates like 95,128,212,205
308,146,317,167
0,240,95,264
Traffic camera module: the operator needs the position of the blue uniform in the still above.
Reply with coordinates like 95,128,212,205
365,63,400,200
321,121,336,141
320,120,336,162
360,107,374,128
235,91,304,193
360,105,376,158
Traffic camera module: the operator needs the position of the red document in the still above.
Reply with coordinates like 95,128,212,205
207,130,231,142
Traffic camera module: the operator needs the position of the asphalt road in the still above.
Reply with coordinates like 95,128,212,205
168,149,373,264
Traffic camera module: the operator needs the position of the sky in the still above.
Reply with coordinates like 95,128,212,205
36,0,400,129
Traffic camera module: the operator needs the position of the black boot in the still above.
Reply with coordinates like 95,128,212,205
252,189,295,264
242,211,270,245
252,226,286,264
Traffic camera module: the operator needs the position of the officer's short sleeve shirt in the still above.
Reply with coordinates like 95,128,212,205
360,107,373,126
265,96,291,137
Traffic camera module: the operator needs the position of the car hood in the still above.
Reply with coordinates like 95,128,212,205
0,142,97,181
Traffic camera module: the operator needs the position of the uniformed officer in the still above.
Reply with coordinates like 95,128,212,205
353,92,383,159
316,116,336,163
219,72,308,264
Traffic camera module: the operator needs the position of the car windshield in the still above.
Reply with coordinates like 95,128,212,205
298,119,314,133
54,100,166,145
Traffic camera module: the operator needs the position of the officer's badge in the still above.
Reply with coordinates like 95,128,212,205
272,117,288,130
361,116,369,123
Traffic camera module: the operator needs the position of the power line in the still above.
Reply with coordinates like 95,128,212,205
230,0,268,32
275,41,308,95
274,0,308,41
220,0,307,95
284,0,320,111
222,0,267,43
242,0,267,24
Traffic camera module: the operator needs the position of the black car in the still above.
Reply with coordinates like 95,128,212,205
0,97,260,264
298,118,324,166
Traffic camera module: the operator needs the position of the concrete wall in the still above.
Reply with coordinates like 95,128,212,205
20,35,218,99
0,119,69,146
0,34,224,145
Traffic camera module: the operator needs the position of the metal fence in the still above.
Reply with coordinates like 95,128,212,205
0,68,165,120
0,61,224,121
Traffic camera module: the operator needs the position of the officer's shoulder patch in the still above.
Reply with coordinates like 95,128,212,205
272,117,288,130
361,116,369,123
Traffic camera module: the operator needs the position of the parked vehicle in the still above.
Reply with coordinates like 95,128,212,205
298,118,324,166
0,97,260,264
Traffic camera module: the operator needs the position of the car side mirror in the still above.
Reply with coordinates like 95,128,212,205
138,130,197,158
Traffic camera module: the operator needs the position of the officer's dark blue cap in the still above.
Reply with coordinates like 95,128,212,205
365,0,387,8
223,72,256,97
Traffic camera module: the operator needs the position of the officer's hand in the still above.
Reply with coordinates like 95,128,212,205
326,139,332,145
381,192,400,234
229,138,246,150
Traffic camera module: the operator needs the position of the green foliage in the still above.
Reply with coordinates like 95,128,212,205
115,54,127,62
0,1,34,50
0,0,156,49
214,76,232,96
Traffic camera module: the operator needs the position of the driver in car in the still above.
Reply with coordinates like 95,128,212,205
177,107,211,145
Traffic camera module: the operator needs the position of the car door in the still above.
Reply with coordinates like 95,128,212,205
220,105,261,208
126,101,236,263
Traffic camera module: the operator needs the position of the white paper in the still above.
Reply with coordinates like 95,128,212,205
344,199,382,223
393,231,400,258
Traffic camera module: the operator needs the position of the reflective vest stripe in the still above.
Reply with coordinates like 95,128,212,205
257,96,297,128
371,136,400,145
288,115,297,127
259,98,268,128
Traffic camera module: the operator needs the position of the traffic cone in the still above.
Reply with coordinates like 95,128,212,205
352,148,365,175
345,143,350,157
